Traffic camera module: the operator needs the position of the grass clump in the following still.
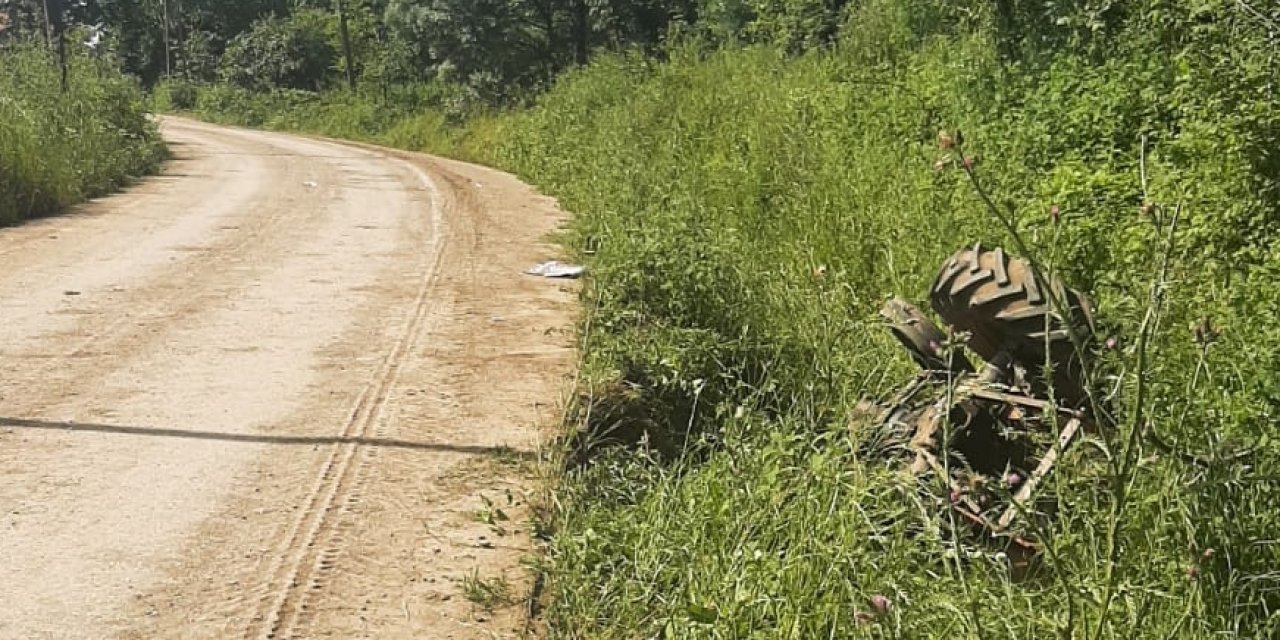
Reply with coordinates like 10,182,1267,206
0,44,166,223
461,570,515,611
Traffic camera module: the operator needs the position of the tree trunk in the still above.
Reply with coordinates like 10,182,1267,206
571,0,587,65
175,0,186,78
336,0,356,90
532,0,556,80
41,0,67,91
162,0,171,76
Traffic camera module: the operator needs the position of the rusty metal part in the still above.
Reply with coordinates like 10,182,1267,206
864,244,1105,562
996,417,1082,532
879,296,973,375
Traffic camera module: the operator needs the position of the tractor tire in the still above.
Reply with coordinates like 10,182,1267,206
929,243,1096,407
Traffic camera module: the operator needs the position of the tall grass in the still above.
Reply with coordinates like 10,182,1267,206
495,18,1280,640
0,44,166,224
157,79,502,165
179,4,1280,635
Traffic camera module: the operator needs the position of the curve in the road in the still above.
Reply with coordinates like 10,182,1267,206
0,118,575,640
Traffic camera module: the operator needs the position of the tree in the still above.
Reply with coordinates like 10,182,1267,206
86,0,295,84
219,9,336,91
335,0,355,88
386,0,553,98
384,0,699,100
743,0,849,51
595,0,698,51
0,0,74,88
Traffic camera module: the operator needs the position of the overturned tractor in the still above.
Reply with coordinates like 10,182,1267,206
865,243,1102,559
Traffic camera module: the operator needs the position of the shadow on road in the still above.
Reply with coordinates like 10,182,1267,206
0,416,532,458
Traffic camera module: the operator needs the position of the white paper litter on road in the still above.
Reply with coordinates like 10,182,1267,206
525,260,585,278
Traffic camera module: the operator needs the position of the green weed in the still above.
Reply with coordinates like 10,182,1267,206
499,15,1279,640
461,570,515,611
0,44,166,224
158,81,497,164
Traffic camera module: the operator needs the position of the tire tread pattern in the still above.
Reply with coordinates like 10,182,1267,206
929,243,1095,406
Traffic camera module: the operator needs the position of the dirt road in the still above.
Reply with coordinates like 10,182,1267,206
0,118,576,639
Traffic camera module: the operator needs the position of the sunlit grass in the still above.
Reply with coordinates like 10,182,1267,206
0,44,165,223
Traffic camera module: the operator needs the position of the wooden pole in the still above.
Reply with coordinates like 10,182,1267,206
174,0,186,78
571,0,588,65
35,0,50,47
162,0,171,77
41,0,67,92
336,0,356,90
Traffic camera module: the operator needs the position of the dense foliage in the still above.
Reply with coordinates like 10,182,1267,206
495,5,1280,632
219,9,336,91
1,0,703,97
0,44,165,223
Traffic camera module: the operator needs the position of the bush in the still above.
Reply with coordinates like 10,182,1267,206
169,79,496,164
0,44,166,224
219,9,337,91
152,78,200,111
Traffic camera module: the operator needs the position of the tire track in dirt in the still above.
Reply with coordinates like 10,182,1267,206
0,119,434,639
0,117,575,640
244,161,449,640
286,149,577,640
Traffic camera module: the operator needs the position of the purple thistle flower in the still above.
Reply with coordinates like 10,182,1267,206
870,594,892,616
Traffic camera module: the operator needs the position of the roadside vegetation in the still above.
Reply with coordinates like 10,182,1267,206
504,11,1280,636
24,0,1280,636
0,44,165,224
187,41,1280,638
